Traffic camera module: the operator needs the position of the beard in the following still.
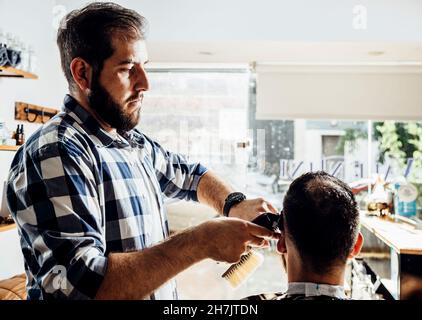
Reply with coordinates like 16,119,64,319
88,77,141,132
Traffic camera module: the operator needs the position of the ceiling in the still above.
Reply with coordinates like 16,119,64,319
147,41,422,66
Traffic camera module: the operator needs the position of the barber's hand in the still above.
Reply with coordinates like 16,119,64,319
196,217,280,264
228,197,278,221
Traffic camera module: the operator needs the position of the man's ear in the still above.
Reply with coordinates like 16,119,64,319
348,232,364,258
276,233,287,254
69,58,93,94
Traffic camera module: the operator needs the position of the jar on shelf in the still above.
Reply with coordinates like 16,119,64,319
0,122,10,145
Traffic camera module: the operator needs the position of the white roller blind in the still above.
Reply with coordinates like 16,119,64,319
256,65,422,120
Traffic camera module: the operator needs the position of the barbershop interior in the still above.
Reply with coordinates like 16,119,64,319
0,0,422,301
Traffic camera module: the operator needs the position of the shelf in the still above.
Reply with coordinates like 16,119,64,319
0,223,16,233
0,145,20,151
0,66,38,79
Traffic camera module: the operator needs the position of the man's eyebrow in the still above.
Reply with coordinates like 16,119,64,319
117,59,149,66
117,59,135,66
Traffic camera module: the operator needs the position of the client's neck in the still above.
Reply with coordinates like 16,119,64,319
287,257,346,286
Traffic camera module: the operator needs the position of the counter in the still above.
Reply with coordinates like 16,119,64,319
356,212,422,299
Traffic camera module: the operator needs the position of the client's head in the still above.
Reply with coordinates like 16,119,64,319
277,171,363,284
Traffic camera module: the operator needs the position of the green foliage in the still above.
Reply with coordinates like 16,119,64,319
335,128,367,154
374,121,422,178
407,123,422,160
375,121,407,166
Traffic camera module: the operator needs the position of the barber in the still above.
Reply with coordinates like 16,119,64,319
7,2,278,300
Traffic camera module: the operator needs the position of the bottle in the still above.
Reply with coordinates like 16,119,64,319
14,125,19,145
366,175,390,217
15,125,20,145
14,124,20,139
394,178,418,218
20,125,25,145
15,124,25,146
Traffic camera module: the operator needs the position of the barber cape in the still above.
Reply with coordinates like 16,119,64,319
243,282,347,300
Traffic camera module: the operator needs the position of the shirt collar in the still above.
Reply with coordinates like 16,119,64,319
286,282,346,299
62,94,145,149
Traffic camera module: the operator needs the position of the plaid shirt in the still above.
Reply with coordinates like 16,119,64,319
6,94,207,300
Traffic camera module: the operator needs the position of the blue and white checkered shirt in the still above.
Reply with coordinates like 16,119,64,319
6,94,208,300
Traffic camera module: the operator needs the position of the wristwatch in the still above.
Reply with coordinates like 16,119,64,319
223,192,246,217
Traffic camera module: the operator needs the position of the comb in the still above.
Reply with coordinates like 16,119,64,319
222,213,280,288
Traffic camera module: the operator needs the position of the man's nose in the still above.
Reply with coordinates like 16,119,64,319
133,64,149,92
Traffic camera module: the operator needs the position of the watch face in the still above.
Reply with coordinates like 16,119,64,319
229,192,245,202
224,192,246,216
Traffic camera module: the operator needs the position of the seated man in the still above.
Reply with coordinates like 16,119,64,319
246,171,364,300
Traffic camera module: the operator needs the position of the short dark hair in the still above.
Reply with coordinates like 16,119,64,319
57,2,147,91
282,171,360,274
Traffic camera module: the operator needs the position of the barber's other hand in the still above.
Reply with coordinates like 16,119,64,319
196,217,280,264
228,197,278,221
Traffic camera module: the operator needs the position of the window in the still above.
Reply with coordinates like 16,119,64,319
140,69,250,190
139,68,422,299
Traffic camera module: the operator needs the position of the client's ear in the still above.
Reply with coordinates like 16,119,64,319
348,232,364,258
276,233,287,254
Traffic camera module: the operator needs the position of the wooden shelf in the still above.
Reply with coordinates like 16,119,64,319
0,66,38,79
0,223,16,233
0,145,20,151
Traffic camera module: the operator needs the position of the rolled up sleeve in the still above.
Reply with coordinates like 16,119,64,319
7,139,107,300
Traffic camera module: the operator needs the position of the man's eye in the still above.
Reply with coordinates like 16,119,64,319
120,66,134,73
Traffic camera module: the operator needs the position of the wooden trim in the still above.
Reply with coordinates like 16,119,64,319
0,145,20,151
0,223,16,233
0,66,38,79
15,101,58,124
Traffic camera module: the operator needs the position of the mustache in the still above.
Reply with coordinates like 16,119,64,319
127,93,144,104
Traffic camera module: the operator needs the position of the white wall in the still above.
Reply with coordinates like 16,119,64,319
0,0,68,279
58,0,422,42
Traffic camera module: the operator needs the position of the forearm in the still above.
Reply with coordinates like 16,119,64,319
95,217,280,299
196,170,234,215
95,227,206,300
